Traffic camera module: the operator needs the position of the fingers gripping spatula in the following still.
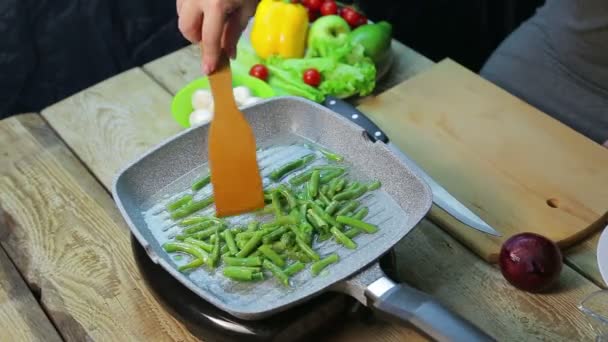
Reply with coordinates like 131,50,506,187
206,53,265,217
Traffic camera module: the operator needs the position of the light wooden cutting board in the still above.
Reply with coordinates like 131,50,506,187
357,59,608,263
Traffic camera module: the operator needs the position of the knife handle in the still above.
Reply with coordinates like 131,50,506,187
324,96,389,144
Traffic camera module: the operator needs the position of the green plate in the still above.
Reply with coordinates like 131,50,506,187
171,72,276,128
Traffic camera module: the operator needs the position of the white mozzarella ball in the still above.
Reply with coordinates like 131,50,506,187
189,109,213,126
191,89,213,110
233,86,252,105
241,96,262,107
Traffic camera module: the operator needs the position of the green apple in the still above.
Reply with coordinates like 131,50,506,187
306,15,351,58
348,21,393,64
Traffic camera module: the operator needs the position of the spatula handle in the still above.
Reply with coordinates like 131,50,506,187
206,52,237,110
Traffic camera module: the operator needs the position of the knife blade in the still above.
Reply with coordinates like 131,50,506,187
323,96,501,237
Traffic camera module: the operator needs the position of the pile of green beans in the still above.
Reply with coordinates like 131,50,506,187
162,147,383,287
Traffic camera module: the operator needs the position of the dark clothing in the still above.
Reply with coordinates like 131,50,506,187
0,0,189,119
481,0,608,143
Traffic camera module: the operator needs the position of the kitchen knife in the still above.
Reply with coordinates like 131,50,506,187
323,96,501,237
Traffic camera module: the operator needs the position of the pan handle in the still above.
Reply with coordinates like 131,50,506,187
365,277,494,342
323,96,389,144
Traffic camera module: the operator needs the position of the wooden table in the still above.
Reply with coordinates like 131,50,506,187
0,40,605,341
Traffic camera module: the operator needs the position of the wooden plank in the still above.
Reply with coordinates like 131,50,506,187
566,230,605,287
393,221,599,341
0,114,198,341
357,59,608,263
142,41,434,100
40,64,598,340
42,68,183,189
0,246,62,342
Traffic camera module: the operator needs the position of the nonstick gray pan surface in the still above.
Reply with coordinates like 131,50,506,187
112,96,493,342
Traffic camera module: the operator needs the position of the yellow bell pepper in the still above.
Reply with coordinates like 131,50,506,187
250,0,309,59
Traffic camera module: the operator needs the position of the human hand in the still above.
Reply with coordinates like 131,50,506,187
177,0,258,74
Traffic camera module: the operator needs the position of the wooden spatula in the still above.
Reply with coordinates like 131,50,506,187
206,53,265,217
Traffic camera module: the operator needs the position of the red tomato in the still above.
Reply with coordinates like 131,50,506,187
320,1,338,15
341,8,361,28
249,64,269,81
306,0,323,11
307,7,320,21
301,0,310,6
353,14,367,28
303,68,321,87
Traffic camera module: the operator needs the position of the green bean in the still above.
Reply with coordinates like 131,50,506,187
308,170,320,199
189,224,226,240
249,250,263,258
307,210,328,232
170,196,214,220
230,226,246,235
366,180,381,191
319,169,345,185
272,240,287,253
299,222,314,245
163,242,208,261
335,201,360,217
266,215,297,227
236,231,255,241
259,245,286,267
262,226,288,244
223,256,262,267
319,191,331,206
344,228,362,239
223,230,239,255
311,254,339,276
318,232,332,241
166,194,192,212
332,186,365,201
314,199,326,209
284,261,305,276
206,230,220,268
184,237,213,253
335,178,346,192
247,221,259,232
353,207,369,220
191,174,211,191
288,166,344,186
277,186,297,210
223,266,262,281
330,227,357,249
324,201,340,215
327,178,340,198
269,154,315,181
280,230,295,247
178,258,205,271
178,216,209,227
183,220,216,234
236,239,247,250
296,237,320,261
320,184,329,195
271,191,282,218
221,244,229,254
299,203,308,223
336,216,378,233
263,260,289,286
310,203,342,229
236,231,264,258
317,147,344,162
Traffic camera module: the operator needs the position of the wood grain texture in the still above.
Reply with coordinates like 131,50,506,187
357,59,608,262
0,114,198,341
393,220,599,341
0,246,62,342
142,41,434,100
41,68,183,189
566,230,605,288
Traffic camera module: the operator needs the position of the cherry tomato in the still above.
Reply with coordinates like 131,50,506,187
303,68,321,87
249,64,269,81
306,0,323,11
341,8,361,28
320,0,338,15
307,7,320,22
353,14,367,28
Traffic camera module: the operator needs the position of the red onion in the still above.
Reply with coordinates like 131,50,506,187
499,232,563,293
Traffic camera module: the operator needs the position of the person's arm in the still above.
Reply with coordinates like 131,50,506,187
176,0,258,74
